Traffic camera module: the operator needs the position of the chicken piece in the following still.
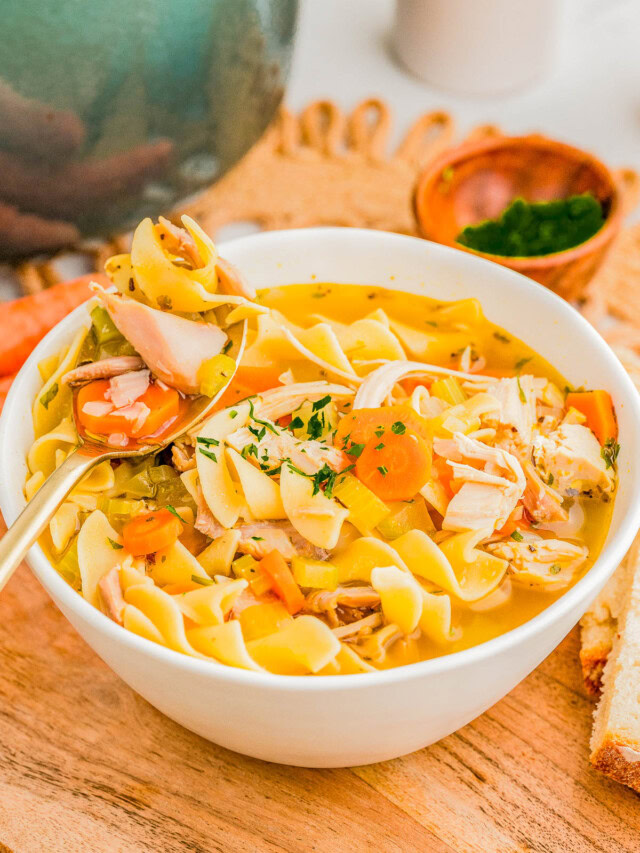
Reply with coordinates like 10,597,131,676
238,526,298,560
104,369,150,408
226,423,349,476
230,587,279,620
348,623,404,663
216,257,256,301
171,440,196,472
306,586,381,628
434,432,526,533
521,459,568,523
354,360,487,409
332,612,383,640
255,382,354,422
486,536,588,587
62,355,145,386
482,376,537,447
156,216,203,268
532,424,615,496
98,290,227,394
98,566,126,624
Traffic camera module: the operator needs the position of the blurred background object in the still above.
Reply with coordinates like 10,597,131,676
0,0,298,258
393,0,563,96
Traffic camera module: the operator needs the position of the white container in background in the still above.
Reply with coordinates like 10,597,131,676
393,0,563,96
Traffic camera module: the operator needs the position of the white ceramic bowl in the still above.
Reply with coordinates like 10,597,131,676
1,229,639,768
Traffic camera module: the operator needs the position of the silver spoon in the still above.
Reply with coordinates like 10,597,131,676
0,313,247,592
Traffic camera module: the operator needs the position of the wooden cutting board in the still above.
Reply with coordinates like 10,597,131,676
1,550,639,853
2,100,640,852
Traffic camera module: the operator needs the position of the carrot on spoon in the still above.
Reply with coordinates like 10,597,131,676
76,378,180,438
0,273,108,376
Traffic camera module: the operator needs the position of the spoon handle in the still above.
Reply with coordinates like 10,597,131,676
0,449,98,593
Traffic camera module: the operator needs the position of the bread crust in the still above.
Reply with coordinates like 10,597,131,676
590,738,640,793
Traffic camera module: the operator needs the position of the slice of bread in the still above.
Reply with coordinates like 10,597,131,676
579,543,637,694
589,535,640,792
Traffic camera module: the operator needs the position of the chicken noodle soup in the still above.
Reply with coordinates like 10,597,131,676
27,216,619,676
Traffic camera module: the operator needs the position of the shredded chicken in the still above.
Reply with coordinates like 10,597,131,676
486,536,588,586
216,257,256,301
171,439,196,472
434,432,526,533
332,612,383,639
105,369,150,408
521,459,568,523
306,586,381,628
98,567,126,625
348,623,404,663
62,355,145,386
480,376,537,448
532,423,614,496
254,382,354,422
156,216,203,268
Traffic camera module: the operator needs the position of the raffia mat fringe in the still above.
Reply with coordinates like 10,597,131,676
14,98,640,378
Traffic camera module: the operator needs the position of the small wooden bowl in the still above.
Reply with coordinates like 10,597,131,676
414,134,626,301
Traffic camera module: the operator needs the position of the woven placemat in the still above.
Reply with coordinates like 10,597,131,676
13,98,640,366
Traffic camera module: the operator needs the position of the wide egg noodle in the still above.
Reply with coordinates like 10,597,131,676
226,447,286,520
331,537,408,584
123,583,207,659
187,621,265,672
173,578,247,626
150,539,211,587
246,615,341,675
77,509,127,608
27,417,77,478
279,463,348,550
32,325,88,438
371,565,423,635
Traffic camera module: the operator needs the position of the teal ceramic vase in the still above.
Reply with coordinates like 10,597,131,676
0,0,298,257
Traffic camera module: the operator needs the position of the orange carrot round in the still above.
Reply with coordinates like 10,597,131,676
214,365,283,411
76,379,179,438
335,405,431,451
257,550,305,614
565,390,617,445
123,509,183,556
355,429,432,501
0,273,108,377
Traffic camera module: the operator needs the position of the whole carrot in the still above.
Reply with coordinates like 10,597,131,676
0,273,107,376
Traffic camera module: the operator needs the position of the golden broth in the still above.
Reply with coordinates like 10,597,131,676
258,283,614,667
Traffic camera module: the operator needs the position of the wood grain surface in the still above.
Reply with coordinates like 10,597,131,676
1,556,638,853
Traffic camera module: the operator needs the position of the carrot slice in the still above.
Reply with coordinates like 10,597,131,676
0,273,108,376
257,550,305,614
76,379,180,438
123,509,183,556
335,405,431,451
355,429,432,501
566,390,617,445
214,365,283,411
400,377,432,396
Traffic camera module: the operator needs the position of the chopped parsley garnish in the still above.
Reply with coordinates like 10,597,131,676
248,425,267,441
289,416,304,431
306,412,324,440
166,505,187,523
191,575,214,586
510,530,524,542
547,472,555,486
248,398,278,434
107,538,123,550
515,356,532,372
601,437,620,470
241,443,258,459
198,447,218,463
345,442,365,458
374,442,385,451
377,465,388,476
197,436,219,447
230,410,238,419
516,374,526,404
251,536,264,541
391,421,406,435
157,295,173,311
425,320,438,328
549,564,562,575
263,464,282,476
40,383,59,410
493,332,511,343
222,339,233,355
312,395,332,411
374,428,385,438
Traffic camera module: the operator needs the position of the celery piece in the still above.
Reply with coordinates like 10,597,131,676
97,338,138,360
197,354,236,397
155,478,197,513
56,538,81,589
232,554,259,580
333,472,390,535
75,332,98,367
150,465,179,484
430,377,466,406
239,601,292,642
197,532,238,577
292,557,338,590
377,497,435,540
98,497,143,517
290,398,338,441
90,306,122,345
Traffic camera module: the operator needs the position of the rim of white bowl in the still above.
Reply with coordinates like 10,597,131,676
2,227,640,693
